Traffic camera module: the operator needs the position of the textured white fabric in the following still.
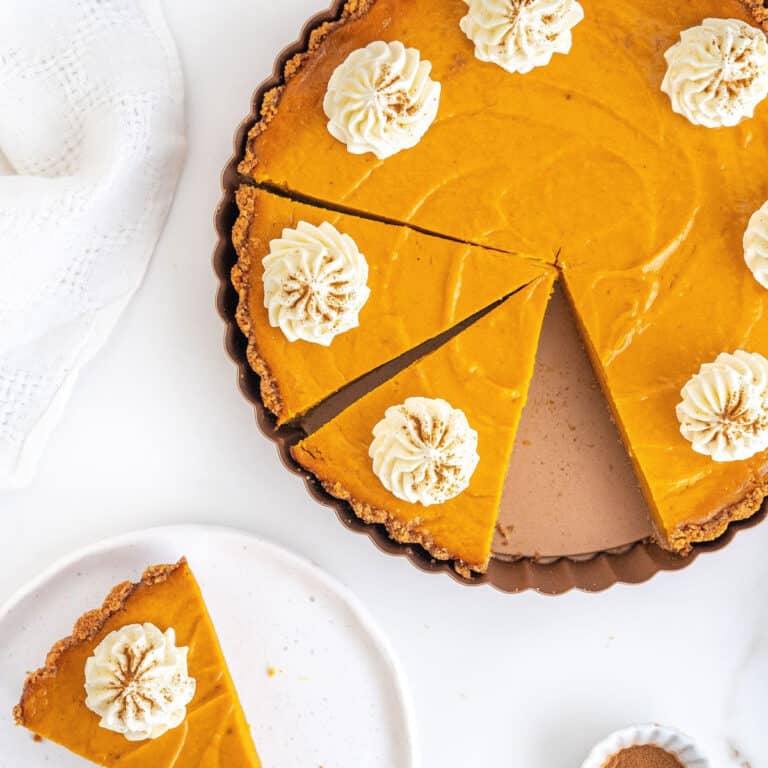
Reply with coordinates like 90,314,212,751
0,0,185,487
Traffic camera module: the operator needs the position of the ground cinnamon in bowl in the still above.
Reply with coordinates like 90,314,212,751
602,745,684,768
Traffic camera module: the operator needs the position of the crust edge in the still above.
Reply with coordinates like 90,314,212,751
13,559,185,728
665,479,768,555
740,0,768,28
291,445,485,576
238,0,377,177
231,185,286,422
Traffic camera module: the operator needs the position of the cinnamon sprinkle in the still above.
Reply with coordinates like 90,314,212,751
602,745,684,768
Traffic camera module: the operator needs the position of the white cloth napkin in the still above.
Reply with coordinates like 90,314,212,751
0,0,185,487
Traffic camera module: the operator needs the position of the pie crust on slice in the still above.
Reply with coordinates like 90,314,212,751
233,185,552,425
14,559,261,767
292,272,556,575
235,0,768,556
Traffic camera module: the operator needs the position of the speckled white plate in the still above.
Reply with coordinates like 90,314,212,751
0,525,417,767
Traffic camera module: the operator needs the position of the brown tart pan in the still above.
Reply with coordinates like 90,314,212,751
213,0,767,594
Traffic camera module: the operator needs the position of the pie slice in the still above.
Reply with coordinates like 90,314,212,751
233,185,552,425
14,559,261,767
292,271,556,574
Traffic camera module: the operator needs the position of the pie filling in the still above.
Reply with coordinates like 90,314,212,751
233,0,768,570
233,185,554,428
244,178,554,261
298,279,540,435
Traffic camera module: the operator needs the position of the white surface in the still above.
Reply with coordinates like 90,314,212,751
0,1,765,765
0,1,185,487
725,602,768,766
0,525,415,767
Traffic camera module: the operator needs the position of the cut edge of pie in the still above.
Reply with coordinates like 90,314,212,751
13,560,180,728
238,0,768,180
231,183,550,426
561,279,768,555
291,271,557,575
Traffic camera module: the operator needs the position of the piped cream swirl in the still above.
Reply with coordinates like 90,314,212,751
677,350,768,461
84,623,196,742
661,18,768,128
369,397,479,506
459,0,584,75
262,221,370,346
323,40,441,159
744,200,768,289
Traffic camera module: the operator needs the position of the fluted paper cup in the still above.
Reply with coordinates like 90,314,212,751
580,724,709,768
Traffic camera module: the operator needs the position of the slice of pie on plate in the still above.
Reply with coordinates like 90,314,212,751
292,272,556,575
14,558,261,767
233,185,552,425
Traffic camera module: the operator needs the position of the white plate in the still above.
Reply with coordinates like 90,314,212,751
0,525,417,767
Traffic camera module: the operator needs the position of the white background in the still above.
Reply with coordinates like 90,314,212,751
0,1,764,764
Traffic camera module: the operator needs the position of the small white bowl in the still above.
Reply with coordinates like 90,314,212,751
580,724,710,768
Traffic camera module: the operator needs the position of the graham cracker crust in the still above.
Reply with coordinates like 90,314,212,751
667,479,768,554
740,0,768,28
291,445,484,576
238,0,375,178
238,0,768,179
231,185,286,421
13,559,184,727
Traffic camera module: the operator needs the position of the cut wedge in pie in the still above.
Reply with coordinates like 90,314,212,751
233,185,551,425
14,559,261,767
292,274,556,575
232,0,768,566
